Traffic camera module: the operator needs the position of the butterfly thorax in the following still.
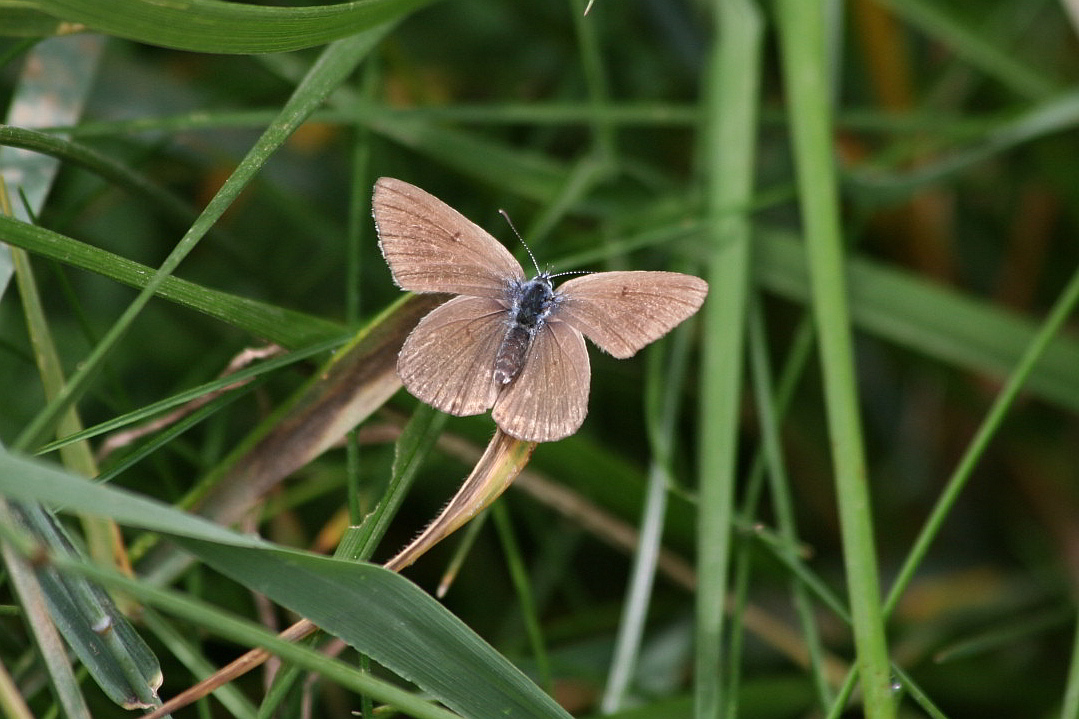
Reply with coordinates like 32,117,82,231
512,275,556,327
494,275,556,385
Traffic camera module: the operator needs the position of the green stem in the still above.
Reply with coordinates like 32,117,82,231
774,1,894,716
695,0,763,717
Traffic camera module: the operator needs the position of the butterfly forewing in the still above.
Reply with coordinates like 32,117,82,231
553,271,708,358
373,177,526,298
398,296,507,416
493,320,590,442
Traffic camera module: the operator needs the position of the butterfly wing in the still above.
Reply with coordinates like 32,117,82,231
493,319,590,442
398,296,508,416
552,271,708,358
373,177,526,298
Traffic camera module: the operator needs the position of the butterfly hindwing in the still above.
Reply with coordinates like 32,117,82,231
373,177,525,298
493,319,590,442
398,296,508,416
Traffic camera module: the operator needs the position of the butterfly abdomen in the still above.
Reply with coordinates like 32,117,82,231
494,324,531,385
493,276,555,385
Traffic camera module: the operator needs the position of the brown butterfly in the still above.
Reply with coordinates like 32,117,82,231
373,177,708,442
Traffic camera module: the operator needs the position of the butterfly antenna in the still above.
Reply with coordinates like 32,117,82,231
499,209,543,275
548,269,593,279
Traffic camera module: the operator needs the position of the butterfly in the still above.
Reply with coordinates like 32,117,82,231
373,177,708,442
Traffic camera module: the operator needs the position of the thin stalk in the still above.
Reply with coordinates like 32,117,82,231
492,502,551,692
747,300,834,710
601,315,693,713
884,261,1079,615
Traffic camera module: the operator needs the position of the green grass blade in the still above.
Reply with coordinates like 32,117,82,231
849,90,1079,197
11,503,162,709
0,515,92,719
0,217,346,348
746,301,834,709
342,403,446,561
36,340,337,455
775,0,894,716
602,318,694,713
181,537,573,719
492,501,551,691
884,263,1079,615
0,449,574,719
695,0,763,716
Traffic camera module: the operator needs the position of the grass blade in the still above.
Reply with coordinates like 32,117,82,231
775,0,894,715
695,0,763,716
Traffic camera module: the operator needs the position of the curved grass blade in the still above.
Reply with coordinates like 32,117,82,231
24,0,437,54
0,217,345,348
183,293,443,529
0,501,92,719
849,90,1079,197
384,429,537,571
0,450,574,719
10,503,162,709
177,536,572,719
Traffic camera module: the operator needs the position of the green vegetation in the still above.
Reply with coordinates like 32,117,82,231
1,1,1078,718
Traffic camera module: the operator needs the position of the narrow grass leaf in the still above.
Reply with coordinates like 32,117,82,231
0,217,346,348
602,319,693,713
349,104,571,203
343,402,447,561
36,340,338,455
25,0,437,54
849,90,1079,197
883,264,1079,615
756,229,1079,412
873,0,1058,98
0,499,93,719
